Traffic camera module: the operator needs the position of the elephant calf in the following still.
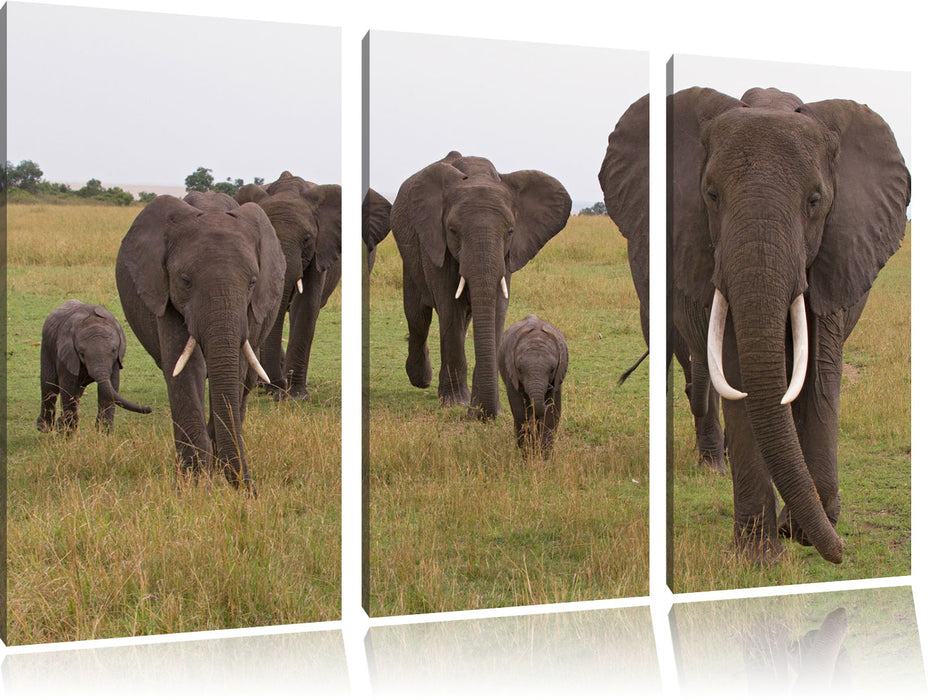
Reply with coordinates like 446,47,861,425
37,299,152,433
498,315,568,456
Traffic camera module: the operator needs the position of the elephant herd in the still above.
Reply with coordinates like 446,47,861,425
36,86,910,566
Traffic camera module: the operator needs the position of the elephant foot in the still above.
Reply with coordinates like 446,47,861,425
274,385,311,402
697,449,727,475
406,353,432,389
735,533,785,565
36,417,54,433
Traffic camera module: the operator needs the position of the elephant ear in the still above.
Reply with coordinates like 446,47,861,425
307,184,342,272
363,188,392,253
797,99,910,316
237,202,287,331
56,305,87,376
670,87,745,304
92,305,127,368
544,323,569,387
501,169,572,273
118,195,201,317
400,161,468,269
599,93,649,244
498,319,525,392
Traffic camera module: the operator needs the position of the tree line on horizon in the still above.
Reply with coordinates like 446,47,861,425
2,160,264,205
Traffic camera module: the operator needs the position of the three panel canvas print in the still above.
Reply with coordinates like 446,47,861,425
3,3,911,649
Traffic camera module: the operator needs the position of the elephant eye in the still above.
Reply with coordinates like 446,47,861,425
807,191,821,209
302,235,312,246
705,187,718,205
180,274,192,289
248,278,257,291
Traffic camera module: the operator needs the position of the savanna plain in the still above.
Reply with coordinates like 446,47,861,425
671,227,911,592
367,214,650,616
6,203,341,644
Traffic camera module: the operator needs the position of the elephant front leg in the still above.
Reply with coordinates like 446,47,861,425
260,302,288,397
437,303,470,407
781,312,848,544
402,274,433,389
37,360,59,432
160,325,211,481
505,384,528,449
282,269,328,401
695,390,726,474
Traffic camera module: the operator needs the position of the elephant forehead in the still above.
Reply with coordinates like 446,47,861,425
705,111,831,181
708,110,829,160
446,181,513,215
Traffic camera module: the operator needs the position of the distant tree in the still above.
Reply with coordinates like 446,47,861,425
138,191,157,203
77,178,104,198
7,159,44,193
253,176,265,186
212,181,237,196
579,201,607,216
185,166,214,192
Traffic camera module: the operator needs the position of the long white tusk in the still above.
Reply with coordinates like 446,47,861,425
296,278,304,295
781,294,808,405
243,340,271,385
455,276,466,299
172,336,198,377
500,277,509,300
707,288,748,401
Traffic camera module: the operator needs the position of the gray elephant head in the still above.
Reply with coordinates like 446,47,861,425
392,151,571,420
363,188,392,273
116,192,286,490
37,299,152,433
498,314,568,456
234,171,341,399
670,87,909,562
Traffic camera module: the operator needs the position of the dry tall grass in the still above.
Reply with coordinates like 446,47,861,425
367,215,649,615
6,203,341,644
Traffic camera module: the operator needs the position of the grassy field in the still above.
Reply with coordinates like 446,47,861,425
670,229,911,592
5,203,342,644
366,215,649,616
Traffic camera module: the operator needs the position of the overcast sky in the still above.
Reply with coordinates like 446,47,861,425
6,2,341,187
672,54,911,168
366,31,648,205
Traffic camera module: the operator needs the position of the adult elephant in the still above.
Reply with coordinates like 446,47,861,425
363,188,392,273
391,151,571,419
599,94,726,473
116,192,286,491
669,87,909,563
235,172,341,400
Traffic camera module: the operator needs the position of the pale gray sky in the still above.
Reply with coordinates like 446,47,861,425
6,2,341,187
366,31,648,205
672,54,911,168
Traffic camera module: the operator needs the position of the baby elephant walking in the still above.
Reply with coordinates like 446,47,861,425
37,300,152,433
498,315,568,456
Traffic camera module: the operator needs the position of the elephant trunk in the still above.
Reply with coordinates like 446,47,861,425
722,259,842,564
467,267,506,421
89,367,152,414
200,310,253,491
526,378,549,420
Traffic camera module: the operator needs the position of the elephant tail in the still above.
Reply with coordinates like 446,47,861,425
618,349,649,385
99,379,152,415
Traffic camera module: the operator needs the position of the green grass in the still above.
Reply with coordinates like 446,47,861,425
367,215,649,615
670,229,911,592
6,203,341,644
